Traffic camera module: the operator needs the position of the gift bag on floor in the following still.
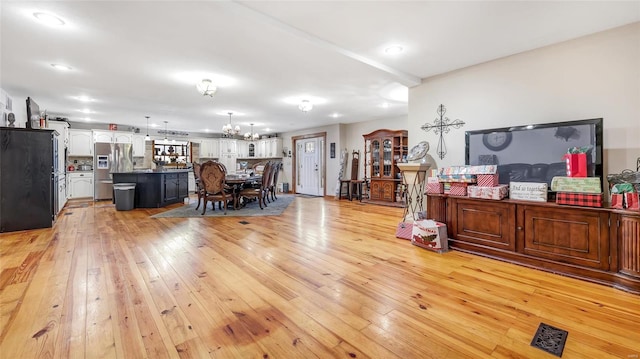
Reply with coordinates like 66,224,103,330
395,221,413,240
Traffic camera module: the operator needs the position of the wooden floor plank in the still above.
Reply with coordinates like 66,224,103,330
0,195,638,359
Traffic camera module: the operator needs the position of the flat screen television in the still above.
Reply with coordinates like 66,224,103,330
26,97,41,129
465,118,603,192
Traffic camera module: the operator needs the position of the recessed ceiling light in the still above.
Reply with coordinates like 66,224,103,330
384,45,404,55
151,123,157,128
51,64,72,71
84,117,91,122
330,113,341,118
265,128,271,132
380,102,390,109
33,12,65,26
79,109,92,114
74,95,93,102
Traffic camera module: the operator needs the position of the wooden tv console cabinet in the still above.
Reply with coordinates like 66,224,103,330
427,194,640,294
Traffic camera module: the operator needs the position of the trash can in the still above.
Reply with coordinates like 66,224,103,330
282,182,289,193
113,183,136,211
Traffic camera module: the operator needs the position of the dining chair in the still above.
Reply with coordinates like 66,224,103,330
270,162,282,202
193,162,204,210
237,161,272,210
261,161,274,207
199,161,229,215
339,151,364,200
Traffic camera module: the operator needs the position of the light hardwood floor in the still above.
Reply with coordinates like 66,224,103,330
1,195,639,358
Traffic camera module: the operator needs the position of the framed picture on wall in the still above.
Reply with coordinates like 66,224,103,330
330,142,336,158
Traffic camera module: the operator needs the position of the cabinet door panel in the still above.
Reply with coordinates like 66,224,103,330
451,199,516,251
521,205,609,269
617,214,640,278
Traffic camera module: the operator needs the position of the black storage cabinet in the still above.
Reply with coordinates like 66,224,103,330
0,127,55,232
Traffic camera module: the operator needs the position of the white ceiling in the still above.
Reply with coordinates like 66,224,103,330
2,1,638,136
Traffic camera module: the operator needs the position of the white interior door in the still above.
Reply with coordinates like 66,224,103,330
296,137,322,196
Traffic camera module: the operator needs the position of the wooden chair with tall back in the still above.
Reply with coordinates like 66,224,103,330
261,161,275,207
237,161,271,210
199,160,229,215
269,161,282,202
193,162,205,210
339,151,364,200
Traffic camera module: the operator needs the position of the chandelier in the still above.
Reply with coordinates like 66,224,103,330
222,112,240,137
244,123,259,140
196,79,217,97
298,99,313,113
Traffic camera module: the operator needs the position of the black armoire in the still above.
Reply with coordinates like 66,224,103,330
0,127,56,232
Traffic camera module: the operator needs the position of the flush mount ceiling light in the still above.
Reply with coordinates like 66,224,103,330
33,12,65,26
384,45,404,55
244,124,259,141
51,64,72,71
298,100,313,113
74,95,93,102
144,116,151,141
222,112,240,137
196,79,217,97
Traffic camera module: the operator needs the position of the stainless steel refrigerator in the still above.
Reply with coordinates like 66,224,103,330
94,143,133,200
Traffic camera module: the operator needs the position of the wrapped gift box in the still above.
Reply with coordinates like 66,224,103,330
556,192,603,208
449,183,468,196
426,177,444,194
477,174,499,187
551,176,601,193
443,183,452,194
437,174,477,183
411,220,448,253
468,165,498,174
438,165,497,175
468,184,508,200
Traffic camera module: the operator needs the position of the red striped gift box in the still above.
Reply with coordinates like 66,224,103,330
477,174,499,187
449,183,468,196
556,192,603,208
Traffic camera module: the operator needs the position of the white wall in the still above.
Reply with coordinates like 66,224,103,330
280,116,409,196
1,88,26,128
409,22,640,177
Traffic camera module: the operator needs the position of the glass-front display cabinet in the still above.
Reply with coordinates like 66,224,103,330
363,129,408,205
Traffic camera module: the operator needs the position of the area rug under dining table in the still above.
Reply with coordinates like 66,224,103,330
151,195,294,218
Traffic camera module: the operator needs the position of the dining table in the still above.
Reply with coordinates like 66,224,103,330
224,173,262,209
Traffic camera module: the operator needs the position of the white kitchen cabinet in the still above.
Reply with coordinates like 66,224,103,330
219,139,236,155
200,139,219,158
58,174,67,212
188,171,195,193
68,129,93,156
266,138,283,158
93,130,133,144
114,132,133,144
256,140,267,158
47,121,69,173
68,172,94,199
236,140,249,158
132,134,147,157
219,153,237,173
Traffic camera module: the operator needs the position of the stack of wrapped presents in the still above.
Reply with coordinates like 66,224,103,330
551,176,603,207
551,149,604,208
425,165,508,200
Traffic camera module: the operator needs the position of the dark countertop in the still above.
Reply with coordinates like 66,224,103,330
112,169,190,174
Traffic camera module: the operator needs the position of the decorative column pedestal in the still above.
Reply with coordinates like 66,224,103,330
397,163,431,221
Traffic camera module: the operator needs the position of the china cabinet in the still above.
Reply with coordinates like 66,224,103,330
363,129,408,205
153,141,190,168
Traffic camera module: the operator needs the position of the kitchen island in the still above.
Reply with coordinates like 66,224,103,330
112,169,189,208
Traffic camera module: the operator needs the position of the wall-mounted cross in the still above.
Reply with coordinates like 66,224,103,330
420,104,465,160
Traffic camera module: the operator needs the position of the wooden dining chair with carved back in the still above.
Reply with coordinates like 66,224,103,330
199,160,229,215
349,151,365,201
269,161,282,202
193,162,204,210
261,161,274,207
237,161,272,210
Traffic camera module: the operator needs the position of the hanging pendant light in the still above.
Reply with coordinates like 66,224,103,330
244,123,259,140
222,112,240,137
144,116,151,141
